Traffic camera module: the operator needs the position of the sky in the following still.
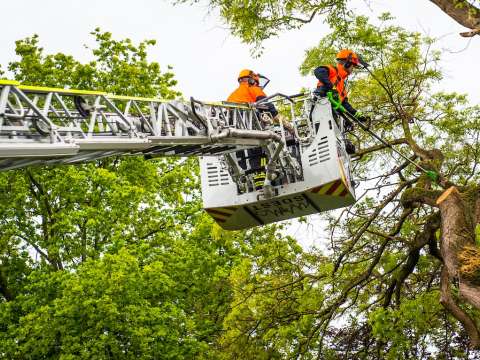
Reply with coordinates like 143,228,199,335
0,0,478,103
0,0,478,247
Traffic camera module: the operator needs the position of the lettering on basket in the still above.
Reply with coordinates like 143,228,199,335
250,195,310,218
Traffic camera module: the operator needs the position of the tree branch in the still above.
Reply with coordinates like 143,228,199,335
401,187,443,207
333,179,417,273
401,116,434,161
430,0,480,32
383,212,441,307
0,266,14,301
25,170,63,270
352,138,408,159
287,9,319,24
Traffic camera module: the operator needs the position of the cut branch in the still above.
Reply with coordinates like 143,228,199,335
437,186,475,277
460,28,480,37
437,185,480,340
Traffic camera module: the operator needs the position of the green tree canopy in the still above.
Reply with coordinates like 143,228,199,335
1,5,480,358
0,30,290,359
211,14,480,358
174,0,480,50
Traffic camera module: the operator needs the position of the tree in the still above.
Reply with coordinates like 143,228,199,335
0,30,287,358
0,30,201,358
1,6,479,359
201,14,480,358
174,0,479,49
171,0,480,354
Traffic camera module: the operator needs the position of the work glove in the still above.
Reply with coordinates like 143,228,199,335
326,90,345,113
354,111,370,123
330,89,340,101
321,89,339,101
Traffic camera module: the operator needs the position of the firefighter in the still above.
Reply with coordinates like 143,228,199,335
227,69,293,133
314,49,370,137
227,70,271,105
227,69,291,190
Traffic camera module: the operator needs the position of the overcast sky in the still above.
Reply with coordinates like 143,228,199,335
0,0,478,104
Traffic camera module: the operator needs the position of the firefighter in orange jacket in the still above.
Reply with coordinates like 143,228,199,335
227,69,269,103
227,69,294,131
314,49,369,128
227,69,287,190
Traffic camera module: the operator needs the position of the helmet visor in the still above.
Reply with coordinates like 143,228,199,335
257,74,270,89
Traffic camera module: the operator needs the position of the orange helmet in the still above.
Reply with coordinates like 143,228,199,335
238,69,257,81
237,69,268,87
336,49,360,67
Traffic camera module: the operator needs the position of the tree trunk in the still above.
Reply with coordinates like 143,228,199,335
437,186,480,348
437,187,475,275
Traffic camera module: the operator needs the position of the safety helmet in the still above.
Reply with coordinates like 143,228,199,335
336,49,360,67
336,49,369,68
238,69,255,81
237,69,270,89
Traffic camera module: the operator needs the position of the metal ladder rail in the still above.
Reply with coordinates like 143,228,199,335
0,81,293,171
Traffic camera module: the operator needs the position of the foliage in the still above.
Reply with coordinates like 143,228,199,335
174,0,480,51
1,250,201,359
9,29,179,98
174,0,349,52
212,14,480,358
0,30,292,358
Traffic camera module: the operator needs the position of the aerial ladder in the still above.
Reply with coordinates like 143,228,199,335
0,79,356,230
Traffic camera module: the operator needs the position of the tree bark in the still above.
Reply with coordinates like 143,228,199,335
430,0,480,34
460,282,480,308
440,267,480,348
436,187,475,276
476,197,480,223
437,186,480,348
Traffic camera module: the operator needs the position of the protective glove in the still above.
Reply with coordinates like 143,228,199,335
354,111,370,123
326,90,345,112
330,89,340,101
